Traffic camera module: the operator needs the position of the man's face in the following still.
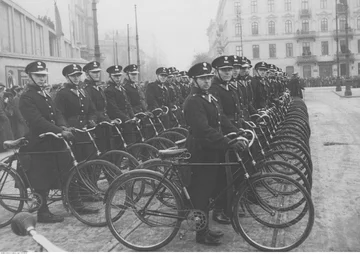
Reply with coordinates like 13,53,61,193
181,76,189,83
88,71,101,82
67,73,82,85
30,73,47,87
239,67,249,76
128,73,138,83
157,74,168,83
232,66,241,78
257,69,267,77
175,75,181,82
218,67,233,81
111,74,122,85
196,76,213,90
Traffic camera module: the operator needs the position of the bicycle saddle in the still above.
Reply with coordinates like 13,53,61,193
3,137,28,150
158,148,188,156
152,108,164,117
135,112,148,119
11,212,36,236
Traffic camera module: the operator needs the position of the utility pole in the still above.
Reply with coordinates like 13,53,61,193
135,5,141,81
335,0,341,91
127,24,131,65
92,0,101,63
344,0,352,96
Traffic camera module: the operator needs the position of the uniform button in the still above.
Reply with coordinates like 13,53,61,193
48,106,51,108
81,104,84,107
51,113,54,115
45,99,48,102
81,110,84,112
80,120,83,123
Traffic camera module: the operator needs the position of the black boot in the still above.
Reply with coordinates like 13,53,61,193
196,227,222,246
36,190,64,223
68,185,99,215
212,209,231,225
208,229,224,238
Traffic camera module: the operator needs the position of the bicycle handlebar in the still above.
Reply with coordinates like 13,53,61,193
39,132,62,139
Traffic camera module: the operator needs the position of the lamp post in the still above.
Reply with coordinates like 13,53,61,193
344,0,352,96
335,0,341,91
92,0,101,63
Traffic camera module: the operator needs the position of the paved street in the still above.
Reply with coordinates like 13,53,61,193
1,87,360,252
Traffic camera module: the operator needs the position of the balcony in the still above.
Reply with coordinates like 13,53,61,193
299,9,311,18
333,28,354,40
333,52,355,63
336,4,348,15
296,55,317,65
295,30,316,42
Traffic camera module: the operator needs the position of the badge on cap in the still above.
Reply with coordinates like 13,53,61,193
94,62,97,67
203,63,208,70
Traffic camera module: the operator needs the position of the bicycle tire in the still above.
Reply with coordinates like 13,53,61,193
64,159,122,227
232,173,314,251
158,131,186,143
145,137,176,150
169,127,189,137
0,165,27,228
100,150,139,174
105,169,183,251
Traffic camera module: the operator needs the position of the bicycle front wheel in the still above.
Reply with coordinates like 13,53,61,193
64,159,122,227
232,173,314,251
105,169,183,251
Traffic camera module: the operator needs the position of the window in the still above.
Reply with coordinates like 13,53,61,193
340,39,347,53
234,2,241,15
286,43,293,57
235,23,241,36
268,0,275,12
301,0,309,9
303,65,311,78
321,18,328,32
268,21,275,35
302,20,309,32
358,39,360,53
251,0,257,13
285,0,291,11
252,22,259,35
285,20,292,33
253,45,260,58
320,0,327,9
302,42,311,55
339,17,346,30
357,17,360,29
321,41,329,55
236,45,243,56
358,63,360,75
269,44,276,58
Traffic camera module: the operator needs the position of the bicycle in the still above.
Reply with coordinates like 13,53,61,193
104,133,314,251
0,131,124,228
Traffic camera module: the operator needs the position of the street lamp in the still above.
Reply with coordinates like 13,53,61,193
335,0,341,91
92,0,101,63
343,0,352,96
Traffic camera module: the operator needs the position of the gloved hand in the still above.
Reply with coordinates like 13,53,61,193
112,118,122,125
130,117,140,124
229,140,247,152
145,111,154,118
61,130,75,142
87,120,96,128
61,126,75,133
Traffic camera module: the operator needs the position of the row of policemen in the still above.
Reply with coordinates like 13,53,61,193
182,57,288,246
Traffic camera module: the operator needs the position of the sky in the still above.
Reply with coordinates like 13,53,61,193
96,0,219,70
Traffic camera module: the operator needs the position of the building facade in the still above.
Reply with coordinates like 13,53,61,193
0,0,94,87
208,0,360,78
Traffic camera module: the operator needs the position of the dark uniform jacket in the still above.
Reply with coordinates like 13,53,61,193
209,76,243,127
251,76,269,110
55,83,96,129
184,86,238,210
104,81,134,121
146,80,170,111
19,83,70,190
239,75,257,115
123,79,145,113
84,79,110,122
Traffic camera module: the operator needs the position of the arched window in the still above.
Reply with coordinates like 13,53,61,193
268,21,275,35
252,22,259,35
285,20,292,34
235,23,241,36
321,18,328,32
302,19,309,32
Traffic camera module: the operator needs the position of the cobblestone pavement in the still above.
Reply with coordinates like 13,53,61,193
1,87,360,252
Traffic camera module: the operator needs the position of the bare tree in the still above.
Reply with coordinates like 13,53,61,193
191,52,213,66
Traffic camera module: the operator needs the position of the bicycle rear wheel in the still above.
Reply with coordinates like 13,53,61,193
105,169,183,251
64,159,122,227
0,165,27,228
232,173,314,251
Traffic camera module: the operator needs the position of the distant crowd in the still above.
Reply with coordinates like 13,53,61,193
303,76,360,88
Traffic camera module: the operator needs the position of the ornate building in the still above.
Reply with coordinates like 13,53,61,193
208,0,360,78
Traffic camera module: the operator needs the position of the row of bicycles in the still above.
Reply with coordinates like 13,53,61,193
0,92,314,252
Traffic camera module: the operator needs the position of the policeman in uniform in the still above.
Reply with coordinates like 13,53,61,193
184,62,245,245
179,70,191,99
83,61,110,122
123,64,146,113
146,67,170,111
19,61,75,223
238,57,257,116
104,65,137,144
251,61,269,110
